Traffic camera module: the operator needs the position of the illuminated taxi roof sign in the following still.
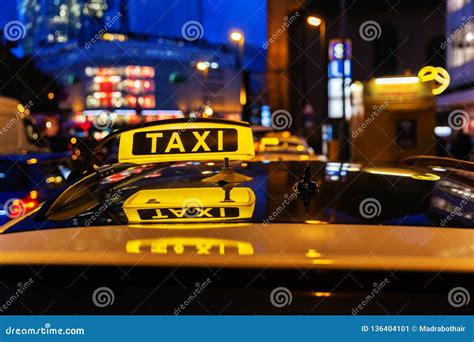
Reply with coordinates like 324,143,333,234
118,118,255,164
123,187,256,223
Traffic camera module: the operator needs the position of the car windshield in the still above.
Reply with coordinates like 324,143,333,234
5,157,472,233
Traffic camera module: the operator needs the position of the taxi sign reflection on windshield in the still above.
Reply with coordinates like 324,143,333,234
126,237,254,256
123,187,256,223
118,119,255,164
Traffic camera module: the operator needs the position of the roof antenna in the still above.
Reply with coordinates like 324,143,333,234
202,157,253,202
293,164,319,214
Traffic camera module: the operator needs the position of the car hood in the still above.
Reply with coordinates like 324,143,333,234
0,223,472,273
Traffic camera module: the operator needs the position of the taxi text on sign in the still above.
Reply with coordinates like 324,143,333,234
118,119,255,163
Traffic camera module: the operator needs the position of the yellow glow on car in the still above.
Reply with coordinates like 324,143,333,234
313,259,334,265
411,173,440,181
305,220,328,225
129,222,251,230
123,187,256,223
26,158,38,165
374,77,419,85
365,167,413,177
118,119,255,164
366,168,440,181
305,249,322,258
126,237,254,256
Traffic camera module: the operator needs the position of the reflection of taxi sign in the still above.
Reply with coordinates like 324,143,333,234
118,118,254,164
411,173,440,181
123,187,256,223
126,238,254,256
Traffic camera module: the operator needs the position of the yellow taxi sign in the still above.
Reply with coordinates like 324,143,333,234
118,118,255,164
123,187,256,223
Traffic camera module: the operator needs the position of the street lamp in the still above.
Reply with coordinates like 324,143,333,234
229,30,244,67
230,31,243,43
306,15,327,156
229,30,247,111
